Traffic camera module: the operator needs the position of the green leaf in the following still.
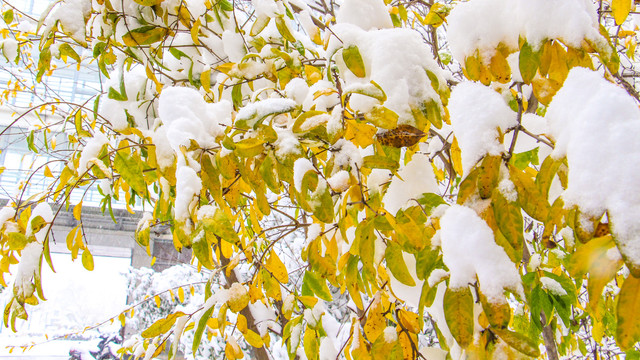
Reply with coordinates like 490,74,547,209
304,327,319,360
416,193,446,214
492,190,524,259
292,110,328,134
81,249,94,271
141,311,185,338
30,215,47,234
3,9,14,24
477,155,501,199
58,43,81,63
492,328,540,357
303,271,332,301
192,303,215,354
122,26,168,46
443,287,474,348
385,241,415,286
512,147,539,170
535,156,561,197
363,155,399,171
8,232,28,250
342,45,366,78
107,87,127,101
509,165,550,222
567,235,622,310
519,41,540,84
275,16,296,42
113,152,147,196
364,106,399,130
133,0,164,5
235,137,265,158
345,81,387,102
479,292,510,329
250,14,270,36
206,209,240,244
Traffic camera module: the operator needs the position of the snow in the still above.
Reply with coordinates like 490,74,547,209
27,203,53,242
319,337,338,360
222,30,246,63
327,170,350,192
330,25,446,125
383,326,398,343
158,86,230,152
439,205,523,302
383,153,439,216
236,98,298,125
428,269,449,288
335,0,393,31
447,0,603,63
331,139,363,172
77,132,108,175
497,179,517,202
546,68,640,270
449,82,517,174
174,166,202,221
1,38,18,62
0,206,15,230
14,241,43,300
540,277,567,296
293,158,316,192
43,0,91,44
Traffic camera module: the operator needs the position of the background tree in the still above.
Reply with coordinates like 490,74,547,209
1,0,640,359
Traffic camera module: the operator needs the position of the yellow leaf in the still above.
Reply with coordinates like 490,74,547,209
265,250,289,284
73,201,82,221
237,314,248,333
345,119,376,148
201,69,211,92
342,45,366,78
178,287,185,303
178,6,191,28
227,283,249,313
450,137,463,176
489,51,511,83
398,309,421,334
122,26,168,47
190,18,201,45
245,329,264,348
44,165,53,178
443,287,474,348
385,242,416,286
612,0,632,25
154,295,162,308
568,235,623,310
364,297,385,341
81,249,94,271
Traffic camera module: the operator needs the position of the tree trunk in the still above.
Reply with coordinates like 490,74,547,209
540,312,560,360
220,253,271,360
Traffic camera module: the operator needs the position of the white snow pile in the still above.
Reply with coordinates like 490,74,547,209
157,86,231,154
174,166,202,222
335,0,393,31
383,153,439,216
439,205,523,302
41,0,91,44
329,17,447,126
447,0,604,62
449,82,517,174
546,68,640,271
77,132,109,175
